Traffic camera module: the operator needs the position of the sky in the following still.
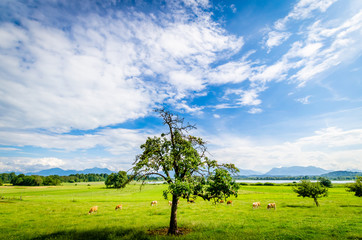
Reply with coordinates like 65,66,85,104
0,0,362,174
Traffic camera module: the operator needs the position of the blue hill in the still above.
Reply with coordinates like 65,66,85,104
26,167,114,176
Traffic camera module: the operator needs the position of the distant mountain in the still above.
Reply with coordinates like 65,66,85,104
236,169,263,176
321,171,362,178
263,166,329,176
27,167,114,176
80,167,114,174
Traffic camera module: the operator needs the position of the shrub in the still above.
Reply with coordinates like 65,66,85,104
318,177,333,188
346,177,362,197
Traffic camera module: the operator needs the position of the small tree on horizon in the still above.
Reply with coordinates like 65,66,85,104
125,109,239,235
318,177,332,188
292,180,328,207
105,171,128,188
346,176,362,197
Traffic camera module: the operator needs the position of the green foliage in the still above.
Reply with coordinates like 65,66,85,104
62,173,108,182
43,175,61,186
2,173,108,185
129,109,239,234
0,172,16,183
292,180,328,206
105,171,128,188
206,168,239,203
318,177,333,188
346,176,362,197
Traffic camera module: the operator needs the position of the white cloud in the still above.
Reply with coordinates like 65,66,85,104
274,0,337,30
174,101,204,114
0,157,65,173
265,31,291,51
207,127,362,172
252,60,290,82
0,2,243,132
248,108,263,114
238,90,262,106
296,95,311,104
207,60,252,85
230,4,237,13
213,114,221,118
0,156,132,173
257,7,362,88
169,70,204,92
0,128,150,155
289,10,362,85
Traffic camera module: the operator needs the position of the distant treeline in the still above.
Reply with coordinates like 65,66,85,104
234,174,361,181
0,172,109,186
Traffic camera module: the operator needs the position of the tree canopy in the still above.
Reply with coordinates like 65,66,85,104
128,109,239,235
105,171,128,188
318,177,333,188
346,176,362,197
292,180,328,207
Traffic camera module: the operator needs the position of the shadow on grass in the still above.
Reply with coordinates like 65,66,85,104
31,227,151,240
285,205,314,208
340,205,362,208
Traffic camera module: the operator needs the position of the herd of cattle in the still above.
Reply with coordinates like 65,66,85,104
88,200,276,214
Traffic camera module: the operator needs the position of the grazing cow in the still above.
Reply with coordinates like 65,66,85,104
253,202,261,209
115,204,122,210
227,200,233,205
219,200,225,203
88,206,98,214
267,203,276,210
188,199,195,203
151,200,157,206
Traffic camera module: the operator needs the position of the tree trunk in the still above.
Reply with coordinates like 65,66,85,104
168,194,178,235
314,197,319,207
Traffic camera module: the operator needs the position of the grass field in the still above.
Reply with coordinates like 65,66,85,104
1,182,361,240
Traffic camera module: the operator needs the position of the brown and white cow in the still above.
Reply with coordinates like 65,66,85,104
115,204,122,210
253,202,261,209
151,200,158,206
88,206,98,214
267,203,276,210
227,200,233,205
219,200,225,203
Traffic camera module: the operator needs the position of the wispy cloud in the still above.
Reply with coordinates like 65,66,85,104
296,95,311,104
264,31,291,51
248,108,263,114
274,0,337,30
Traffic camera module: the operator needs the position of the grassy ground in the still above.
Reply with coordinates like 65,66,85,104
1,182,361,240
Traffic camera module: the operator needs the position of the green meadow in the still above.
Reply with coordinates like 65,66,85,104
1,182,361,240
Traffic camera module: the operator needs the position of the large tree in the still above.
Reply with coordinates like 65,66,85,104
293,180,328,207
128,109,239,235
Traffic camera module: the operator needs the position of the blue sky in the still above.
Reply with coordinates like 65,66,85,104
0,0,361,173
